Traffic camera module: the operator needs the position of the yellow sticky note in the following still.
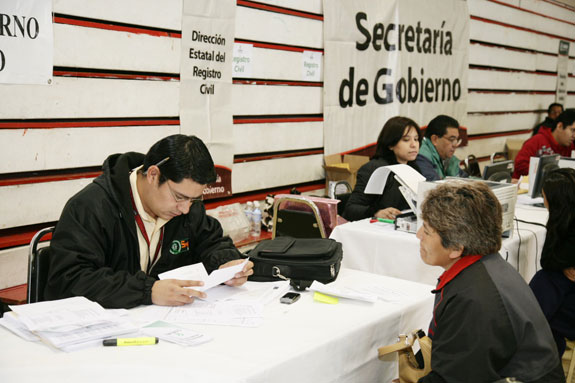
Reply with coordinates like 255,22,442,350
314,291,339,304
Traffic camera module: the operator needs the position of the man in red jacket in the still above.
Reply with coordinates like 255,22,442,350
513,109,575,178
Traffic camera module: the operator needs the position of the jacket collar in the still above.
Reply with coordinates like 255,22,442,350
434,255,482,291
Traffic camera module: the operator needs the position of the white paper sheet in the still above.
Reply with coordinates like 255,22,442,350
142,321,212,346
355,284,418,303
138,300,264,327
365,164,425,195
0,312,40,342
198,259,249,292
309,281,378,303
159,262,209,281
159,259,249,292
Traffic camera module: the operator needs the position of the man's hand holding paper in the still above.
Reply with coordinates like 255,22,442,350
156,259,253,305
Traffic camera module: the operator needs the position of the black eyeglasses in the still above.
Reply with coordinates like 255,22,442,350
166,181,204,205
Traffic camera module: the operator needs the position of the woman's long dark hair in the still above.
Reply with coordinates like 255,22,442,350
541,168,575,264
373,116,421,162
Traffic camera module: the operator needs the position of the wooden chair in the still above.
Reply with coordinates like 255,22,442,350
564,339,575,383
27,226,55,304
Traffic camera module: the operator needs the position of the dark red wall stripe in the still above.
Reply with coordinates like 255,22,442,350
237,0,323,21
233,79,322,87
0,119,179,129
488,0,575,26
468,129,532,140
234,115,323,124
542,0,575,12
54,70,179,81
471,15,575,42
53,15,181,38
234,38,323,53
0,172,102,187
234,149,324,163
468,110,545,116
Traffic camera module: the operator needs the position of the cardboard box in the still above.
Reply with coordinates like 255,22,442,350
506,139,526,161
324,154,369,190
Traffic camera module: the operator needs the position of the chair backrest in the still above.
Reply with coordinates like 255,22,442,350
28,226,55,304
462,154,481,178
272,196,326,239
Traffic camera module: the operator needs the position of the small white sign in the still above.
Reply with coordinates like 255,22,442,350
232,43,253,77
0,0,53,85
556,40,570,104
302,50,322,82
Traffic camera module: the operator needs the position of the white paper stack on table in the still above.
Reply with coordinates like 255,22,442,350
0,296,137,351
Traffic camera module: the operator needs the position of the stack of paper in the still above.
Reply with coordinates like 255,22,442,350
0,296,137,351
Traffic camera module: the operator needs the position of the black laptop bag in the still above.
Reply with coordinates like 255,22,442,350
248,237,343,290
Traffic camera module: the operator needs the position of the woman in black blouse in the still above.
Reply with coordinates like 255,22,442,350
529,168,575,357
343,116,422,221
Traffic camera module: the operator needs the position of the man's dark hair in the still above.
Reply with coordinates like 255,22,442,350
141,134,217,185
424,115,459,139
552,108,575,132
373,116,421,162
548,103,563,114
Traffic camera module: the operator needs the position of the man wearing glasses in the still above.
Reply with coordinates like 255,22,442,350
416,115,467,181
45,135,253,308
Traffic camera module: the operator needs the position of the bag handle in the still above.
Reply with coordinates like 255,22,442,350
378,334,414,360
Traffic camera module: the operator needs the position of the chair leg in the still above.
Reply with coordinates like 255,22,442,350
566,340,575,383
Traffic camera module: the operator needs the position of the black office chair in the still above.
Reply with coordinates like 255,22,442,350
462,154,481,178
272,196,326,239
27,226,54,304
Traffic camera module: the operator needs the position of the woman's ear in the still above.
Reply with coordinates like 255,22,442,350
448,246,464,260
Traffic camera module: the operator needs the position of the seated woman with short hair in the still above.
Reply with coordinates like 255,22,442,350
342,116,421,221
529,168,575,357
417,181,563,383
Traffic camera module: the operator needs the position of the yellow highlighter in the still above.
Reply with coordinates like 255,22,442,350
314,291,339,304
103,337,159,347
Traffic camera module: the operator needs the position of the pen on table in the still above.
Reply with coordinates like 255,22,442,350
103,337,159,347
370,217,395,224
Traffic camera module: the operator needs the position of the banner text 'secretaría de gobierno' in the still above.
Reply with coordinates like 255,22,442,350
339,13,462,108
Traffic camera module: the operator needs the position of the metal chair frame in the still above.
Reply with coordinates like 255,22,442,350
272,196,326,239
27,226,55,304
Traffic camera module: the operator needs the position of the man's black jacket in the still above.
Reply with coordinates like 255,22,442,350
44,152,241,308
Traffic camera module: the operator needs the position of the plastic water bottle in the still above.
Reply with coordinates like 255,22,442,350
244,201,253,235
251,201,262,237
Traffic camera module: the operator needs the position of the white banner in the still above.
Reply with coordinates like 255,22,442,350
0,0,53,85
180,0,235,198
323,0,469,155
556,40,569,105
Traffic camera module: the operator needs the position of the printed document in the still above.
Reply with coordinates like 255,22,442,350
159,259,249,292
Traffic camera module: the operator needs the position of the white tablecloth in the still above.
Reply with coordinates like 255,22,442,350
0,268,434,383
331,205,548,286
